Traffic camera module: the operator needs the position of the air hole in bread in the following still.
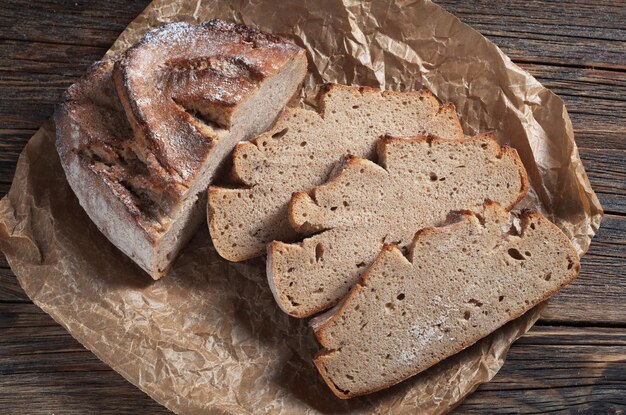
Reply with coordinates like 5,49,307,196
287,295,299,307
397,293,405,301
300,141,307,147
315,243,324,261
544,273,552,281
463,311,471,320
499,295,505,302
271,128,289,139
468,298,483,307
507,248,525,260
429,172,438,181
525,251,532,257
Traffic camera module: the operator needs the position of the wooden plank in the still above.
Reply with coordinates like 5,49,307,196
0,130,32,181
0,268,28,302
0,0,149,47
0,251,9,268
0,302,58,329
0,44,108,129
0,182,10,198
0,372,169,414
579,149,626,214
520,65,626,152
457,326,626,414
542,214,626,325
439,0,626,70
1,329,104,374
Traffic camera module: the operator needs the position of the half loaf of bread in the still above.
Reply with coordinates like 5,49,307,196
208,84,464,262
312,202,580,398
55,21,307,278
268,134,528,317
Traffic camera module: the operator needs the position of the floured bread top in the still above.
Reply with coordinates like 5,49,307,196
56,21,304,241
208,84,465,261
268,134,528,317
115,20,303,185
313,202,580,399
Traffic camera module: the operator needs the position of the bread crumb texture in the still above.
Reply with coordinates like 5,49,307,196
268,134,528,317
208,84,464,262
314,202,579,398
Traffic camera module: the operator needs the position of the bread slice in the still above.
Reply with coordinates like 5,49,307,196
312,202,580,399
55,21,307,279
267,134,529,317
208,84,464,262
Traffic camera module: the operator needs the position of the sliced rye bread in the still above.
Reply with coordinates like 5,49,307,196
208,84,464,262
55,21,306,279
311,202,580,399
267,133,529,317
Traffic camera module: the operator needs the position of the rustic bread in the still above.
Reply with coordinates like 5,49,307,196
267,133,528,317
55,21,306,279
208,84,464,262
312,202,580,399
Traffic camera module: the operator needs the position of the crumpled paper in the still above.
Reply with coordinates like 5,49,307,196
0,0,602,413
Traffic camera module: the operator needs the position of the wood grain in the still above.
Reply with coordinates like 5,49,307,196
437,0,626,70
0,0,624,414
461,326,626,413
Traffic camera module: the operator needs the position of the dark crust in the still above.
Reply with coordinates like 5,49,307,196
312,204,580,399
55,60,165,242
115,20,304,180
57,21,304,235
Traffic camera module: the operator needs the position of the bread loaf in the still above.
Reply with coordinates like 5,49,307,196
268,133,528,317
312,202,580,399
55,21,307,279
208,84,464,262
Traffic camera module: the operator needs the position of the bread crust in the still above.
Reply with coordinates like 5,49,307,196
55,21,306,278
208,83,465,262
312,204,580,399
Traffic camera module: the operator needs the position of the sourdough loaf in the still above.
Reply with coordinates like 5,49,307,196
268,133,528,317
55,21,307,279
208,84,464,261
312,202,580,399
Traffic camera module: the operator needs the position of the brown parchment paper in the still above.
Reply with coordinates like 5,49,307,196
0,0,603,414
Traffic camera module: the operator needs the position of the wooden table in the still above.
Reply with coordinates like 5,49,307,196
0,1,624,413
